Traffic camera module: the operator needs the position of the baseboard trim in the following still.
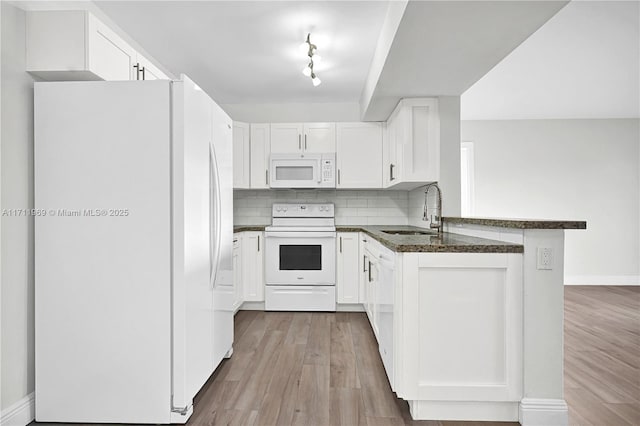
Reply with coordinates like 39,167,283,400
564,275,639,286
337,303,365,312
408,400,518,421
519,398,568,426
238,302,365,312
1,392,35,426
238,301,265,310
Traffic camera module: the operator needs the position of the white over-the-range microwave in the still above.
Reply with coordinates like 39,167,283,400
269,153,336,188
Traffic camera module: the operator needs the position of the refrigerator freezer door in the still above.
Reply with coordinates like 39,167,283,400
211,101,235,367
34,81,173,423
171,75,215,416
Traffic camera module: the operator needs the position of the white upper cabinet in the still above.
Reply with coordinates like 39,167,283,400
270,123,336,154
27,10,167,82
303,123,336,153
270,123,304,153
87,13,136,81
233,122,250,189
383,98,440,190
336,123,383,188
250,124,271,189
134,53,169,80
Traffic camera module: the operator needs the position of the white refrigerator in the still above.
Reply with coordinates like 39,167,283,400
34,76,234,423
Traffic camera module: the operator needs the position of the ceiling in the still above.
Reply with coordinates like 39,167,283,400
461,0,640,120
95,1,389,104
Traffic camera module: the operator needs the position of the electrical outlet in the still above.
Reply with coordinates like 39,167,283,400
537,247,553,270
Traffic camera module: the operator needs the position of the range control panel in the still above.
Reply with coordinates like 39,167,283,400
272,203,335,218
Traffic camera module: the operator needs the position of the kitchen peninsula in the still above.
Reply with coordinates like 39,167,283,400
233,218,586,425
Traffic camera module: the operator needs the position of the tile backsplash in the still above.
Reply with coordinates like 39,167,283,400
234,189,409,226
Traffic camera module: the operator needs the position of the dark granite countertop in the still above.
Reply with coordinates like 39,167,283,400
233,225,266,233
336,225,523,254
444,217,587,229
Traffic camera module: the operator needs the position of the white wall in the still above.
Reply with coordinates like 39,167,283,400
221,102,361,123
234,189,409,226
1,2,37,410
439,96,461,217
461,119,640,285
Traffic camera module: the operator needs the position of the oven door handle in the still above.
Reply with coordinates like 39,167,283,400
265,231,336,238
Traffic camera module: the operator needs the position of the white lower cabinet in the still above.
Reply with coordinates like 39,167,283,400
241,231,265,302
396,252,523,421
232,235,243,311
336,232,360,304
362,237,385,341
357,235,524,422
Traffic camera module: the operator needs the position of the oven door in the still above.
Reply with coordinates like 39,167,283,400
265,231,336,285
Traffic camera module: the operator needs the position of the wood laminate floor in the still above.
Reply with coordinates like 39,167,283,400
564,286,640,426
32,286,638,426
187,286,639,426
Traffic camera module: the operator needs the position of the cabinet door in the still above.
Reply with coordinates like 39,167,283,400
233,122,250,189
87,13,136,81
303,122,336,153
135,53,169,80
337,233,360,304
383,108,403,187
368,256,379,340
242,232,265,302
359,234,368,304
232,236,243,310
270,123,303,153
337,123,382,188
250,124,271,189
401,98,439,183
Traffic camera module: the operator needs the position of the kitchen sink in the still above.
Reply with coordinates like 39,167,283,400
381,230,436,236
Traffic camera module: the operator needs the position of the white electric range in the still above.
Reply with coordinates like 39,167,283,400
264,203,336,311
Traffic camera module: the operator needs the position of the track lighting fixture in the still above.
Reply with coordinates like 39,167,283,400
301,33,321,86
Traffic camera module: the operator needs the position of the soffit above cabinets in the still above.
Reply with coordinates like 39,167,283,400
360,0,569,121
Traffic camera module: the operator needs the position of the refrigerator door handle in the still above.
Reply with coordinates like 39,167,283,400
209,141,222,289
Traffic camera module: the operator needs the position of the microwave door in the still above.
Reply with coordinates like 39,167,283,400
270,158,321,188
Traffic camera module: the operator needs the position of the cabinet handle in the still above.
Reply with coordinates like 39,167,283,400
304,134,307,150
140,66,146,80
134,63,140,80
233,239,238,243
338,169,341,185
298,134,301,150
265,169,269,185
368,261,372,282
390,164,395,181
339,236,342,253
363,255,368,272
257,235,260,252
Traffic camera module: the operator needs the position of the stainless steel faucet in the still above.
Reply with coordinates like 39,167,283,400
423,182,443,233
